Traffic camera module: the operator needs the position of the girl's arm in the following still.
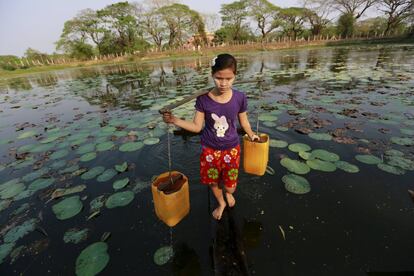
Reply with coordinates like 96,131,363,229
162,110,205,133
238,111,259,141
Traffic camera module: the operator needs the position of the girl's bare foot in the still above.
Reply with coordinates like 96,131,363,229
212,203,226,220
225,192,236,208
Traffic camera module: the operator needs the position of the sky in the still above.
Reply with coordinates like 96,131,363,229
1,0,300,56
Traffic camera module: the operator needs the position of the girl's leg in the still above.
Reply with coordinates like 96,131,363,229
210,184,226,220
224,187,236,208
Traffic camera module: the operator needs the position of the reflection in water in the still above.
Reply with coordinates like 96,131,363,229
172,242,201,276
330,47,350,72
241,219,263,250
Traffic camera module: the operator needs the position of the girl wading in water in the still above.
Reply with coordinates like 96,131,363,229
162,53,259,220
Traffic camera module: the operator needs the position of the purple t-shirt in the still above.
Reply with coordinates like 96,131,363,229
195,89,247,150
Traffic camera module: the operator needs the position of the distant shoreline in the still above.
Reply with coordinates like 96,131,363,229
1,37,412,80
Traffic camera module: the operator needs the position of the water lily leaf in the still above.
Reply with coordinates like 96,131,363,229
143,138,160,145
288,143,311,153
105,191,134,209
355,154,382,165
384,149,404,157
97,169,117,182
298,151,311,160
306,159,337,172
40,135,60,144
114,162,127,172
310,149,340,162
51,185,86,200
52,196,83,220
0,199,12,213
153,246,174,266
400,128,414,136
377,163,405,175
4,218,38,243
269,139,288,148
96,141,115,152
90,195,105,212
59,165,80,174
17,130,37,140
280,158,310,174
0,181,25,200
80,152,97,162
50,160,67,169
282,174,311,194
63,228,89,244
335,161,360,173
113,178,129,190
308,132,332,141
0,242,15,264
50,150,69,160
81,166,105,180
390,137,414,146
386,156,414,170
29,143,55,153
76,144,96,155
28,178,55,193
17,144,36,153
276,126,288,132
75,242,109,276
119,142,143,152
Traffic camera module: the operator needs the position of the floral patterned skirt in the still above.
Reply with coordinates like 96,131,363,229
200,144,240,188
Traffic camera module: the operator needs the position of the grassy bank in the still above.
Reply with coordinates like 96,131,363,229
1,36,412,80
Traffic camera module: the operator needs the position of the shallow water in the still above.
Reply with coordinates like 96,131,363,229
0,44,413,275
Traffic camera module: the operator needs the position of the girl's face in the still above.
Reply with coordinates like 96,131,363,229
212,68,235,94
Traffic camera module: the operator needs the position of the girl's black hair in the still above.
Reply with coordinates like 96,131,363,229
211,53,237,74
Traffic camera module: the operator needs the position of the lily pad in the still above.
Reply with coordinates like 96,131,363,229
306,159,337,172
280,158,310,174
377,163,405,175
282,174,311,194
52,196,83,220
76,144,96,155
97,169,117,182
390,137,414,146
17,130,37,140
143,138,160,145
105,191,134,209
119,142,143,152
81,166,105,180
75,242,109,276
50,149,69,160
269,139,288,148
0,181,25,200
64,228,89,244
96,142,115,152
0,242,15,264
114,162,128,172
310,149,340,162
153,246,174,266
298,151,311,160
90,195,105,212
113,178,129,190
335,161,360,173
28,178,55,193
355,154,382,165
80,152,97,162
308,132,332,141
288,143,311,153
4,218,38,243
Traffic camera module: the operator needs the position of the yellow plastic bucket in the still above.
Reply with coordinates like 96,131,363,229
151,171,190,227
243,133,269,176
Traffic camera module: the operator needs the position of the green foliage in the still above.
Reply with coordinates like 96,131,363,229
280,7,308,39
337,13,356,38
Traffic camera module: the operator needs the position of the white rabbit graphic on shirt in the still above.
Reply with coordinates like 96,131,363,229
211,113,229,137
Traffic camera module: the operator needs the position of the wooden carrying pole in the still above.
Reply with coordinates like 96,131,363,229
158,79,264,114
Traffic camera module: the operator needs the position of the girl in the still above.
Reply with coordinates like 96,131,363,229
162,53,259,220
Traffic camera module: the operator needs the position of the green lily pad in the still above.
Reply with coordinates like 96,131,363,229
119,142,143,152
276,126,288,132
113,178,129,190
81,166,105,180
280,158,310,174
52,196,83,220
17,130,37,140
308,132,332,141
0,181,25,200
97,169,117,182
105,191,134,209
298,151,311,160
64,228,89,244
390,137,414,146
96,142,115,152
306,159,337,172
258,114,278,122
114,162,128,172
143,138,160,145
269,139,288,148
4,218,38,243
288,143,311,153
59,165,80,174
386,156,414,170
0,242,15,264
310,149,340,162
153,246,174,266
17,143,36,153
75,242,109,276
0,200,12,213
50,149,69,160
90,195,105,212
50,160,67,169
377,163,406,175
80,152,97,162
355,154,382,165
384,149,404,157
29,143,55,153
28,178,55,193
76,144,96,155
335,161,360,173
282,174,311,194
400,128,414,136
40,135,60,144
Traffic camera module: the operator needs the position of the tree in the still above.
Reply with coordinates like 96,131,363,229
158,4,206,48
378,0,413,35
220,1,250,41
24,48,49,61
280,7,308,40
337,13,356,37
301,0,332,35
201,13,221,33
355,16,388,36
328,0,378,19
245,0,281,41
141,9,168,50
